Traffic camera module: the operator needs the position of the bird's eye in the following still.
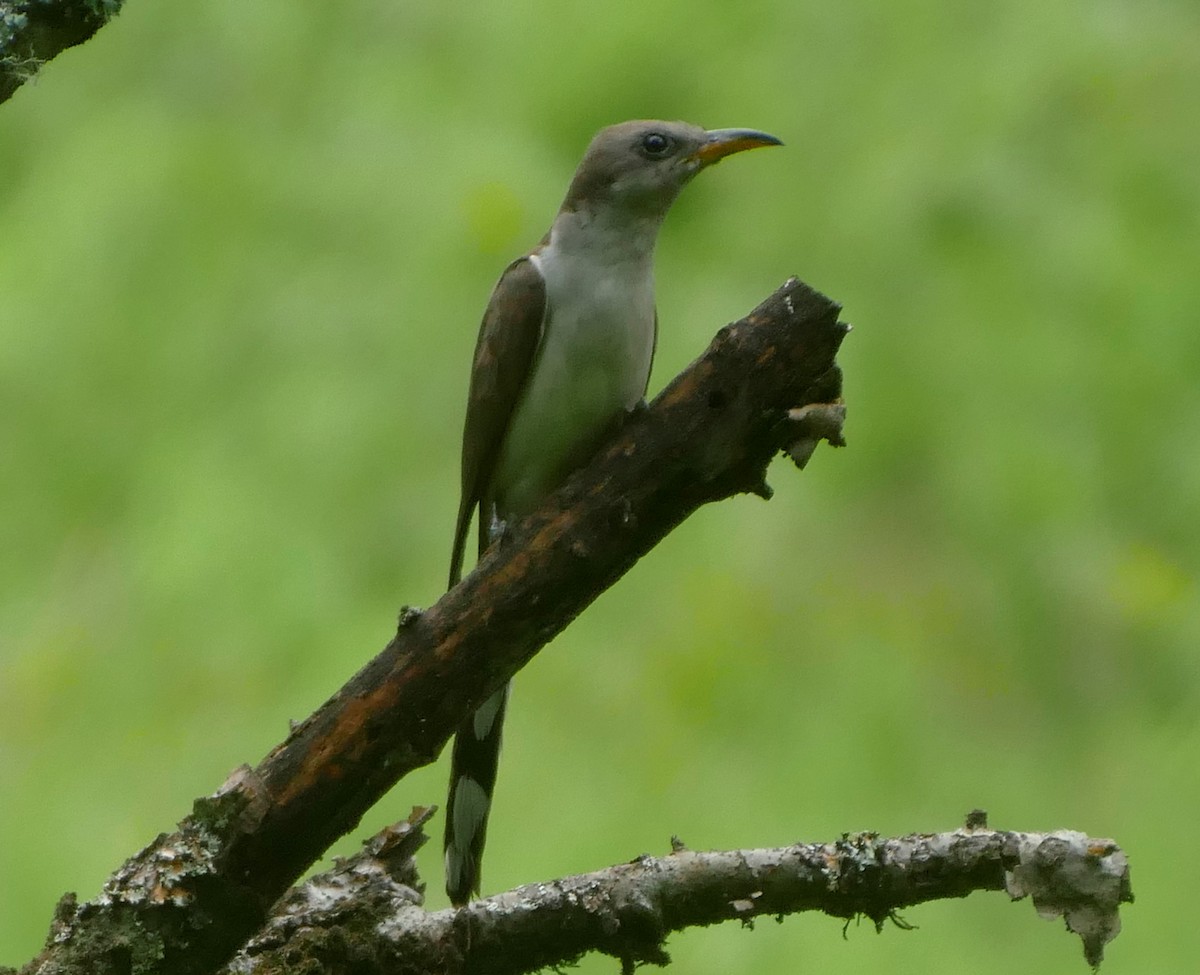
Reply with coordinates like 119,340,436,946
640,132,674,157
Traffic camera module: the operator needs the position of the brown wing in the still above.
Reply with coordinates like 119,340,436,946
448,257,547,587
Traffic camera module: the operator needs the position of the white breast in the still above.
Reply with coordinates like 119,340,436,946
490,228,657,517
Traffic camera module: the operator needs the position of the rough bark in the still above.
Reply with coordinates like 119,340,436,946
221,810,1132,974
17,277,849,975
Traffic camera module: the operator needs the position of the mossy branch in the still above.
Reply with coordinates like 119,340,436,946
221,810,1131,974
0,0,121,104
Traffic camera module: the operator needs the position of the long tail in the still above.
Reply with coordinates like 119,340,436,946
444,683,510,905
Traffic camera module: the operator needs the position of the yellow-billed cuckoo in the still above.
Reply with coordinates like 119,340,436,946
445,119,781,905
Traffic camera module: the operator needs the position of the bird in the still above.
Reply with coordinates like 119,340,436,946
444,119,781,906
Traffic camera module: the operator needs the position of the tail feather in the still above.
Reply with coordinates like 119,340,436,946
444,683,510,905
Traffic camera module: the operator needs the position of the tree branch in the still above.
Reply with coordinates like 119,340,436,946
222,810,1132,975
17,278,849,975
0,0,121,104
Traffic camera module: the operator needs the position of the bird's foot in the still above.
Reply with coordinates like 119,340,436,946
487,512,512,549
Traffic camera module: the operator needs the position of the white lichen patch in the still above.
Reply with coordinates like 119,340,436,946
1003,830,1130,967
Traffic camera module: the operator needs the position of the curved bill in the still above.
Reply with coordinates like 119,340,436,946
691,128,783,166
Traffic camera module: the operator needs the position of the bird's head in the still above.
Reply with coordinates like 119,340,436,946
561,119,781,220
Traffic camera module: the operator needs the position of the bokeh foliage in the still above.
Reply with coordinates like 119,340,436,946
2,1,1197,971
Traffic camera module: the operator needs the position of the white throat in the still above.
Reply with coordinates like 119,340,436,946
546,203,666,266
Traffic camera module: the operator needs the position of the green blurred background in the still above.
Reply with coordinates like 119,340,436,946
2,0,1197,970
